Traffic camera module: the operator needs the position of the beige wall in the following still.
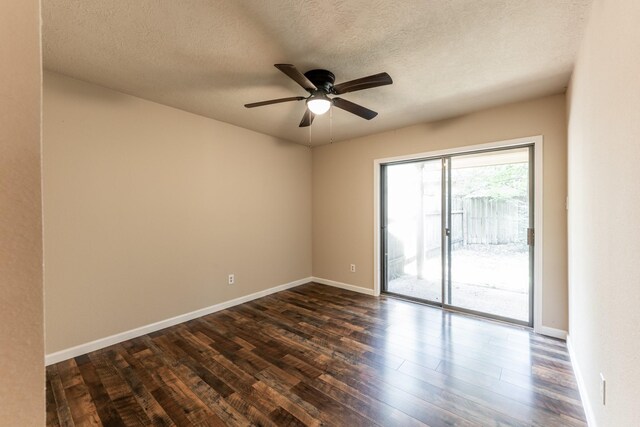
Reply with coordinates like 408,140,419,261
43,72,312,354
0,0,44,425
313,94,568,331
567,0,640,425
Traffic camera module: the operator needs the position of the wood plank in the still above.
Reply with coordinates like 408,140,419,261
135,347,229,427
75,353,125,427
57,358,102,426
143,335,251,427
48,365,75,427
90,351,152,425
107,348,176,426
47,283,586,426
45,372,63,427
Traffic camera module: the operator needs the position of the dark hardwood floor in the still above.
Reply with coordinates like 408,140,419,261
46,283,586,426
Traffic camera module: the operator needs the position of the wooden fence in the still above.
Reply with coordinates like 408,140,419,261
461,196,525,244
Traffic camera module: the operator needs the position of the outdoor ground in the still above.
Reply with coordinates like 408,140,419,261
387,244,530,322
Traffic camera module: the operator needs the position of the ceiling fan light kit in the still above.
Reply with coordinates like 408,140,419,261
306,93,331,115
245,64,392,127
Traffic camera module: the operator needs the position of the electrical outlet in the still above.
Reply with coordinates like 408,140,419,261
350,264,356,273
228,274,235,285
600,373,606,405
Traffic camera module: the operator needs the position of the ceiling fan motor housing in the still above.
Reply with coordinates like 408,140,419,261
303,69,335,93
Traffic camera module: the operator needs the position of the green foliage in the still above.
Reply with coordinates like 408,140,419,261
452,164,528,200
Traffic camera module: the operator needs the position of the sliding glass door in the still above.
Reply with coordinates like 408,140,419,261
381,145,534,326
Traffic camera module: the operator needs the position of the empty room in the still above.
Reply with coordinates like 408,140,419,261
2,0,639,426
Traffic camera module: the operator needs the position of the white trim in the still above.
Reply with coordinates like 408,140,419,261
311,277,377,296
372,135,542,166
45,277,312,366
567,335,597,426
532,137,545,335
373,136,547,330
373,162,382,297
535,325,567,340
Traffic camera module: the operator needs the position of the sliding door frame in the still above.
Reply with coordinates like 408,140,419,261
373,136,544,331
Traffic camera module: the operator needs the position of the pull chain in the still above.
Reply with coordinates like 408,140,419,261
308,118,312,148
330,106,333,144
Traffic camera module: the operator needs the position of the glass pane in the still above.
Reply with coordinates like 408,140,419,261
386,159,442,302
447,147,531,322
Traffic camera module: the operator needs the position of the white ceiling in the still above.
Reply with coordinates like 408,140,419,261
42,0,592,146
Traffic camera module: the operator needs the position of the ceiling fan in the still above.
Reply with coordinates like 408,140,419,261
244,64,393,127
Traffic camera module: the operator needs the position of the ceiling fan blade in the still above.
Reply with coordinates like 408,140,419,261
332,72,393,95
275,64,317,92
299,109,315,127
244,96,305,108
332,97,378,120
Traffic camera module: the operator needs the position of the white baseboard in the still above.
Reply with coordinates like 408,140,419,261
567,335,597,426
311,277,377,296
534,325,568,340
45,277,312,366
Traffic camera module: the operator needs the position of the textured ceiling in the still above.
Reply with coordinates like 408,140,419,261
42,0,592,146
